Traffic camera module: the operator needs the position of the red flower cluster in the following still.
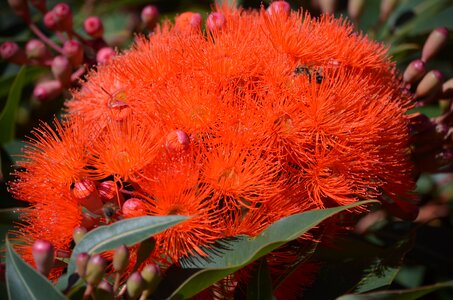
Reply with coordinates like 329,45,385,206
10,1,415,281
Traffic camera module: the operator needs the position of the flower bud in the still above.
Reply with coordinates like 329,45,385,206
73,226,88,244
51,55,72,86
266,1,291,17
85,254,106,286
403,59,425,84
32,239,54,277
96,47,115,65
141,5,159,31
206,12,226,32
165,129,190,154
30,0,47,13
84,16,104,38
127,272,145,300
43,10,58,31
33,80,63,102
141,264,161,295
318,0,337,14
1,42,28,65
53,3,73,33
348,0,365,22
96,280,114,300
98,181,116,201
8,0,30,23
380,0,398,23
112,244,129,273
175,12,202,33
416,70,444,99
63,40,84,67
441,78,453,99
76,252,90,279
73,179,97,199
25,39,50,61
422,27,449,63
122,198,147,218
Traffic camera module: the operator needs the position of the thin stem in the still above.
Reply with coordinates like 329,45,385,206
83,284,94,300
113,272,121,294
71,65,87,82
29,23,64,54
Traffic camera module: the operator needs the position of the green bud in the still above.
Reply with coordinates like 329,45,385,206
76,252,90,279
126,272,145,300
113,244,129,273
85,254,106,286
141,264,161,295
73,226,87,244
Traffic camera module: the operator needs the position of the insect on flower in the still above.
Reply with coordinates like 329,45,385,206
294,65,324,84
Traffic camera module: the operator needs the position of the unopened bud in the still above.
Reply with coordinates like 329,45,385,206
76,252,90,278
84,16,104,38
380,0,398,23
63,40,84,67
51,55,72,86
416,70,444,99
267,1,291,17
33,80,63,102
73,179,96,199
318,0,337,14
25,39,50,61
127,272,145,300
422,27,449,62
30,0,47,13
175,12,202,33
141,264,161,295
1,42,28,65
165,129,190,154
348,0,365,22
53,3,73,33
32,239,54,277
206,12,226,32
85,254,106,286
98,181,116,201
96,280,114,300
141,5,159,31
442,78,453,99
43,10,58,31
73,226,88,244
113,244,129,273
122,198,147,218
8,0,30,23
96,47,115,65
403,59,426,84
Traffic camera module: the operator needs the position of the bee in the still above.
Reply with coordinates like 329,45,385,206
294,65,323,84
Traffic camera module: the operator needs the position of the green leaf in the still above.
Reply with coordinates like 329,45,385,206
337,280,453,300
0,67,27,143
247,258,273,300
155,200,376,299
66,215,189,276
5,237,66,300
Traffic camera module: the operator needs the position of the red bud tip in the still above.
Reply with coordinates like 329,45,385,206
206,12,226,32
122,198,147,218
175,12,202,33
76,252,90,278
32,239,55,277
30,0,47,13
84,16,104,38
96,47,115,65
53,3,73,32
25,39,50,61
403,59,425,84
141,5,159,31
422,27,449,62
51,55,72,86
98,181,116,201
267,1,291,17
33,80,63,102
7,0,30,23
63,40,84,67
0,42,28,65
165,129,190,154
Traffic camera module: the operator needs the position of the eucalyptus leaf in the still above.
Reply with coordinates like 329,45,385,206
5,238,66,300
155,200,376,299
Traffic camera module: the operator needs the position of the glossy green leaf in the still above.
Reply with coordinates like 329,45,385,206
0,66,26,143
155,200,376,299
66,215,188,276
247,258,273,300
337,280,453,300
5,238,66,300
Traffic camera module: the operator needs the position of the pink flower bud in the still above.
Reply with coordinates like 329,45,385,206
422,27,449,63
0,41,28,64
122,198,147,218
63,40,84,67
73,226,87,244
32,239,54,277
379,0,397,23
348,0,365,22
165,129,190,154
30,0,47,13
43,10,58,31
403,59,425,84
84,16,104,38
33,80,63,102
318,0,337,14
96,47,115,65
25,39,50,61
53,3,73,33
206,12,226,32
267,1,291,17
76,252,90,279
175,12,202,33
98,181,116,201
416,70,444,98
72,179,96,199
7,0,30,23
127,272,145,300
51,55,72,86
141,5,159,31
85,254,106,286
